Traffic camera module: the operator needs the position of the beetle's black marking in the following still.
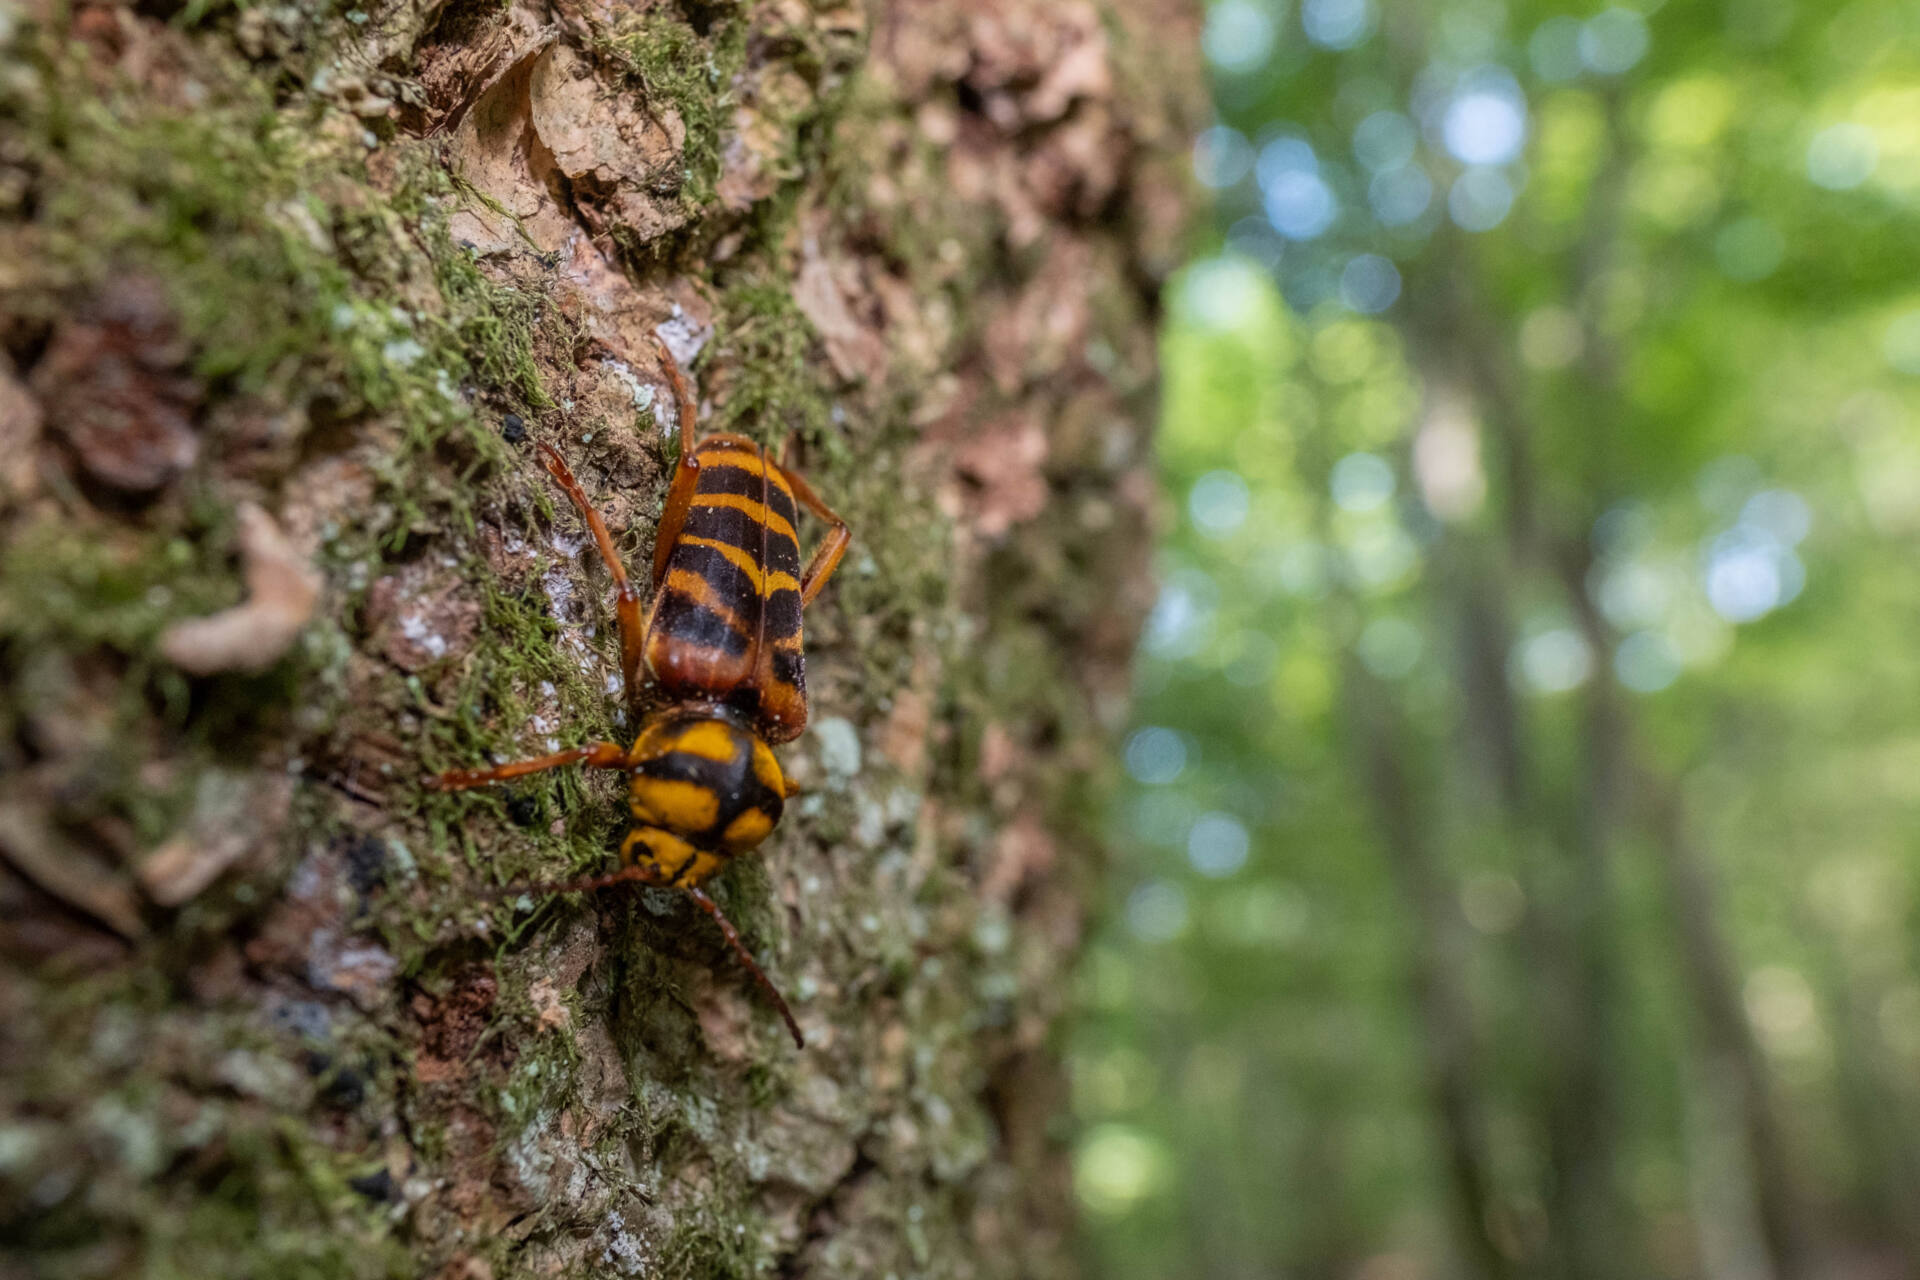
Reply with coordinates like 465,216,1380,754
674,540,762,613
694,461,773,500
651,593,754,657
633,748,786,837
764,587,803,648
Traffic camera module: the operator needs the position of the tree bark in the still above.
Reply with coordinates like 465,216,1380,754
0,2,1197,1276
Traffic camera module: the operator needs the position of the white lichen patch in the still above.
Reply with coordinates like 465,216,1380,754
539,565,576,627
601,358,658,413
600,1210,652,1276
812,716,862,781
398,609,448,660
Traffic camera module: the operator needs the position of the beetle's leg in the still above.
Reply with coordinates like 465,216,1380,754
427,740,630,791
537,444,646,709
650,337,702,590
484,852,808,1049
686,885,805,1049
777,461,852,608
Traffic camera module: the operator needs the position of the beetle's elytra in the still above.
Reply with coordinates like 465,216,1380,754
430,339,850,1049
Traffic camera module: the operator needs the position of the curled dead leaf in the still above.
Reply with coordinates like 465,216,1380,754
159,503,322,675
137,769,295,907
794,242,887,385
0,790,144,939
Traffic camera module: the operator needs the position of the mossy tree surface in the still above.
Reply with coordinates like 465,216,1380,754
0,1,1196,1276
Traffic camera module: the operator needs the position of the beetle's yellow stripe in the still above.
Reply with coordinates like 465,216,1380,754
688,493,798,542
750,737,786,796
664,568,749,632
630,777,720,832
678,536,802,596
696,448,797,494
721,807,775,850
669,719,743,763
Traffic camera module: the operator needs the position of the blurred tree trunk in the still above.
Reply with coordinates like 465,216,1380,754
1347,661,1517,1280
1642,770,1812,1280
0,2,1196,1276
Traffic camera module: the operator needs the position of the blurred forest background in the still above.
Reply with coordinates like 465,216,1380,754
1073,1,1920,1278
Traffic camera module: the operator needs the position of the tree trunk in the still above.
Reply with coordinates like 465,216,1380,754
1346,659,1516,1280
0,2,1196,1276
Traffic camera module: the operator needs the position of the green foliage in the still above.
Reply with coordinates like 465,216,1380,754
1076,2,1920,1277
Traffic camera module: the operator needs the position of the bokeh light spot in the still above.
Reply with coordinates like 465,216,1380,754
1345,523,1420,590
1173,255,1275,332
1340,254,1402,313
1807,123,1878,190
1579,8,1649,75
1358,616,1422,678
1740,489,1811,547
1353,110,1418,171
1075,1125,1170,1215
1125,790,1198,850
1529,16,1585,82
1369,163,1433,226
1217,882,1311,949
1448,167,1515,231
1187,812,1251,878
1519,306,1584,370
1192,125,1255,189
1460,872,1525,933
1265,169,1339,240
1126,880,1191,943
1142,569,1218,658
1744,966,1819,1055
1514,627,1593,694
1226,215,1286,271
1124,726,1187,785
1257,136,1319,187
1614,631,1682,693
1332,452,1396,512
1202,0,1277,74
1883,311,1920,376
1414,394,1487,520
1595,560,1672,631
1190,470,1252,537
1443,71,1528,166
1278,541,1332,597
1302,0,1374,50
1703,525,1802,623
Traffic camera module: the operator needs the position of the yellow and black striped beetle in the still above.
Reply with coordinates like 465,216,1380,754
430,339,850,1048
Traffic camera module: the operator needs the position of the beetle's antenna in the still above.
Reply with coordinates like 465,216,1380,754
486,872,806,1049
687,885,806,1049
483,866,658,901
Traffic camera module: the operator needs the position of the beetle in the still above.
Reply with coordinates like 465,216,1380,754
429,339,850,1048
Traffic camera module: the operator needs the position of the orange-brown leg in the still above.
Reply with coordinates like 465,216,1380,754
537,443,646,708
484,855,807,1049
687,885,805,1048
428,740,630,791
650,336,702,590
778,461,851,608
